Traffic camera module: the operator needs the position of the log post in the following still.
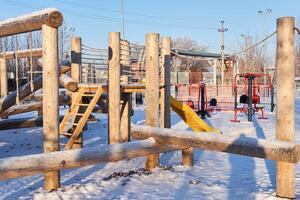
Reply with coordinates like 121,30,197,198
71,37,82,149
276,17,296,199
160,37,171,128
42,24,60,190
0,57,7,98
108,32,121,144
145,33,160,170
120,40,131,142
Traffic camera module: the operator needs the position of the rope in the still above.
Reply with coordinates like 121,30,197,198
29,32,34,92
229,31,277,57
14,35,20,105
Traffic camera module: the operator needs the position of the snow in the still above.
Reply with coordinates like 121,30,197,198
0,98,300,199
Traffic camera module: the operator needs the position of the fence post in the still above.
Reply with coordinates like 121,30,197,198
120,40,131,142
108,32,121,144
71,36,82,149
145,33,160,170
42,24,60,190
160,37,171,128
276,17,295,199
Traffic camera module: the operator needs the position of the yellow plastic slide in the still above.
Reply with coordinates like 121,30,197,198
170,96,220,133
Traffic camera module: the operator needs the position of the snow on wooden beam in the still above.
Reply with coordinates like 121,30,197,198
0,138,182,180
0,48,42,60
0,8,63,37
131,125,300,163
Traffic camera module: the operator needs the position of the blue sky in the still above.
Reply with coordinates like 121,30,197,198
1,0,299,53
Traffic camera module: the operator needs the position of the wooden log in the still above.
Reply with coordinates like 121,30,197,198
0,48,42,60
276,17,296,199
71,37,82,149
0,116,64,130
182,147,194,166
0,75,43,114
120,40,131,143
0,65,70,115
59,74,78,92
0,8,63,37
0,138,182,181
131,125,300,163
108,32,121,144
0,58,8,98
0,101,42,117
24,93,70,105
42,24,60,190
120,91,131,143
145,33,160,170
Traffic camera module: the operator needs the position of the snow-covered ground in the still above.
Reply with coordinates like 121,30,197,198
0,97,300,200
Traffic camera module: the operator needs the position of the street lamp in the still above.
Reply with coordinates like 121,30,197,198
218,21,228,85
258,9,272,84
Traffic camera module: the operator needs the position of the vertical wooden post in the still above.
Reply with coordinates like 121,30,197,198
120,40,131,142
145,33,160,170
71,36,83,149
0,57,8,98
276,17,295,199
160,37,171,128
42,24,60,190
108,32,121,144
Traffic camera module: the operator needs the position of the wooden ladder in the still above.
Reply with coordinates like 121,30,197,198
60,86,103,150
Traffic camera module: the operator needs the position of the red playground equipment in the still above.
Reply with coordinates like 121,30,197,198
231,73,274,122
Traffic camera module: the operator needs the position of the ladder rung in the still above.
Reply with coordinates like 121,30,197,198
82,94,95,97
69,113,84,116
74,103,90,106
61,132,73,136
64,122,79,126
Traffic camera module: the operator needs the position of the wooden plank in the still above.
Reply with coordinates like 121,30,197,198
160,37,171,129
0,58,8,98
108,32,121,144
0,138,183,181
131,125,300,163
42,24,60,190
276,17,296,199
0,48,42,60
0,8,63,37
145,33,160,170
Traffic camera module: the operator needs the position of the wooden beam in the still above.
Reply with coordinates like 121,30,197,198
0,138,182,181
0,65,70,114
71,37,82,149
42,24,60,190
120,40,131,143
131,125,300,163
59,74,78,92
0,58,8,98
0,116,64,130
276,17,296,199
160,37,171,129
0,8,63,37
0,101,42,117
0,48,42,60
145,33,160,170
108,32,121,144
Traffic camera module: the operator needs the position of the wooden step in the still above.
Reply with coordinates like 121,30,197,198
69,113,84,116
74,103,90,106
64,122,79,126
60,132,73,136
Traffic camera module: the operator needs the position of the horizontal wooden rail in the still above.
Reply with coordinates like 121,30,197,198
0,138,182,180
0,48,42,60
0,8,63,37
131,125,300,163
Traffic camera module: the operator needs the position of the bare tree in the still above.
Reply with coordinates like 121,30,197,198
172,36,208,52
58,22,75,62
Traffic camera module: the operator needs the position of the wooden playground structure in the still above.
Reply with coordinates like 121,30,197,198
0,8,298,199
